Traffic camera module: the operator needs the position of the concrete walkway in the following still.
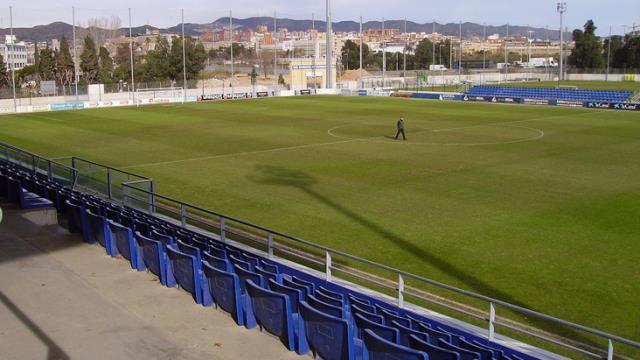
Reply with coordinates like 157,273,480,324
0,203,301,360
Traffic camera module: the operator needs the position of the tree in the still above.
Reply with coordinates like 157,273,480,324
568,20,604,69
0,53,8,87
278,73,286,86
80,35,100,83
168,36,207,83
435,39,452,68
55,35,75,88
33,43,41,85
38,46,57,81
340,40,370,71
413,38,434,69
98,46,114,83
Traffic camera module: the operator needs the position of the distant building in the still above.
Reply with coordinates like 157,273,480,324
1,35,30,70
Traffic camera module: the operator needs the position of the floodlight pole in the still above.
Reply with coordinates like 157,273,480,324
181,9,187,103
382,17,386,89
274,12,278,92
325,0,333,89
432,21,436,67
312,13,317,90
230,10,234,96
403,18,407,79
72,6,79,104
129,8,136,104
359,16,363,89
606,25,611,82
458,21,462,81
9,6,16,113
557,2,566,81
504,23,509,82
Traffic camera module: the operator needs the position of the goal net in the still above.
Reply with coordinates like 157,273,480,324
135,87,184,103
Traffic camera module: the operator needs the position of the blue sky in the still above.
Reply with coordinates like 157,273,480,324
3,0,637,35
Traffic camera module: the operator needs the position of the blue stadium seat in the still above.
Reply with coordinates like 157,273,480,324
438,340,482,360
351,304,384,325
282,277,311,300
268,279,304,314
134,231,168,286
291,276,316,294
307,294,345,319
202,251,232,272
354,313,399,342
108,220,143,270
166,244,207,305
380,308,412,329
456,339,494,360
392,320,432,347
245,280,298,352
363,329,428,360
417,323,453,345
298,300,360,359
202,262,245,326
409,334,460,360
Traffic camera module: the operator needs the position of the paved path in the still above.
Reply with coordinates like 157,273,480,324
0,203,301,360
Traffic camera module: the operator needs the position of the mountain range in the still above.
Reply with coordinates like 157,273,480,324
0,17,568,44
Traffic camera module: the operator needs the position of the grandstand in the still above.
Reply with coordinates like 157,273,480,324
464,86,634,103
2,140,639,360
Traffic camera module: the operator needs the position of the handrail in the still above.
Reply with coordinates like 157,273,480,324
120,182,640,353
2,140,638,358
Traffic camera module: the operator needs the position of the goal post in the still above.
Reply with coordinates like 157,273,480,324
135,87,184,105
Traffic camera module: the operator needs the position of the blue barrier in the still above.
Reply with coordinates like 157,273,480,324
50,102,85,111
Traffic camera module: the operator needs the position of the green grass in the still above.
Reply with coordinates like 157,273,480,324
498,80,640,92
1,96,639,354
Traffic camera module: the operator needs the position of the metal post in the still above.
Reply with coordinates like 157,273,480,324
403,18,407,79
382,18,386,89
274,12,278,92
325,0,333,89
107,168,112,199
9,6,16,113
504,23,509,82
325,251,332,281
47,161,53,180
229,10,234,95
181,9,187,103
220,217,226,242
489,302,496,341
72,7,79,104
606,26,611,82
359,16,363,89
180,204,187,227
267,232,274,259
312,13,317,90
557,2,567,81
458,21,462,81
482,23,487,76
398,274,405,308
607,339,614,360
129,8,136,104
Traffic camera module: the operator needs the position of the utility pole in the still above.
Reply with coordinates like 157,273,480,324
382,17,386,88
359,16,363,89
129,8,135,104
325,0,333,89
504,23,509,82
9,6,16,112
181,9,187,103
557,2,567,81
482,23,486,71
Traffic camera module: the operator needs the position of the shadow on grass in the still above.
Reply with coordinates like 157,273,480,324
250,164,600,349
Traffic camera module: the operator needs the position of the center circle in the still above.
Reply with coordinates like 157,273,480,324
328,123,544,146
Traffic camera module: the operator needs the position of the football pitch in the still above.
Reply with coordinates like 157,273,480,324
1,96,638,344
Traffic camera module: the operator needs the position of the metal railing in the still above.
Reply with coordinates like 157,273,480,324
118,182,640,360
2,141,638,359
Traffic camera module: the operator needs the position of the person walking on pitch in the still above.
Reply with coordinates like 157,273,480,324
395,117,407,140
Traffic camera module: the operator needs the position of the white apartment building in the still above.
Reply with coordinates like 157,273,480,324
1,35,30,70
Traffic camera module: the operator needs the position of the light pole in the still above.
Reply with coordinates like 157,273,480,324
557,2,567,81
382,17,386,89
9,6,16,112
606,25,611,82
325,0,333,89
359,16,363,89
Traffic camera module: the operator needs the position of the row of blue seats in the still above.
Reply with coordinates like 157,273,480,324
0,159,534,360
466,86,632,102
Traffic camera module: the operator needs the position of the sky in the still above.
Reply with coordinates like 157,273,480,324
1,0,637,35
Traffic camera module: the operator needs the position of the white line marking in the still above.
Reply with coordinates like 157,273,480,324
122,138,368,169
